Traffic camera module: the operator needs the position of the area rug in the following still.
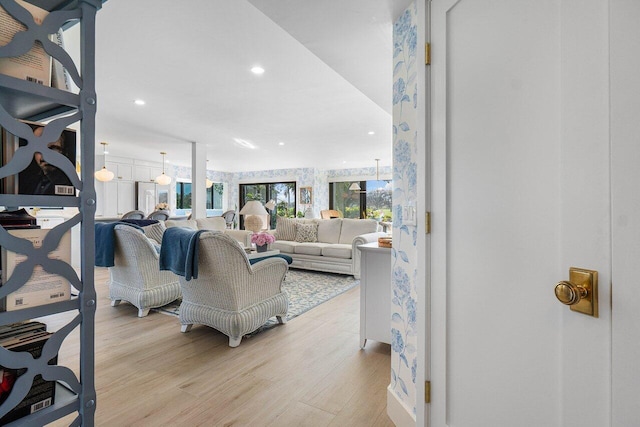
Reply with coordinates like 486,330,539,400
153,269,359,335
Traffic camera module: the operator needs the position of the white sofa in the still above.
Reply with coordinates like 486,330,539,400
268,218,388,279
164,217,253,248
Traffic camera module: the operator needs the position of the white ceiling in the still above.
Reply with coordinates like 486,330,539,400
87,0,412,172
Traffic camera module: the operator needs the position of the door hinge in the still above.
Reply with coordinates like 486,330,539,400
425,381,431,403
425,212,431,234
425,43,431,65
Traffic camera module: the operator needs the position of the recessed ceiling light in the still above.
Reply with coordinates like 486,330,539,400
134,99,145,105
233,138,256,149
368,131,375,135
278,142,285,146
251,66,265,75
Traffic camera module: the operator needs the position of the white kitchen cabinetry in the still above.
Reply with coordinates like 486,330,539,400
106,161,133,181
359,242,392,348
102,180,135,217
133,165,163,182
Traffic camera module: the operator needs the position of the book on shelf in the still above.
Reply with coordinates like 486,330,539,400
1,228,71,312
50,29,71,91
0,0,51,86
0,323,57,425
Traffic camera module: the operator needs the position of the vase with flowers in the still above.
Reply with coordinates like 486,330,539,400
251,232,276,253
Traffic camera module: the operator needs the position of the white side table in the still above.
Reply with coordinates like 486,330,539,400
359,242,391,348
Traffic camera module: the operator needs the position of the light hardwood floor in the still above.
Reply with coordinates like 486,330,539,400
43,267,393,426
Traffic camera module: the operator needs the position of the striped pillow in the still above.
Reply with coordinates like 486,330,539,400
142,221,167,245
275,216,297,241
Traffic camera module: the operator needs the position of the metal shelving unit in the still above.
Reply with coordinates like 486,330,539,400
0,0,102,425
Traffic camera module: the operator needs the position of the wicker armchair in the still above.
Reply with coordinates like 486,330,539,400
147,209,171,220
179,232,289,347
109,224,181,317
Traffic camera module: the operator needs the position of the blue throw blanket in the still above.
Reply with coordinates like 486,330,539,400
159,227,205,280
120,218,158,227
95,222,142,267
249,254,293,265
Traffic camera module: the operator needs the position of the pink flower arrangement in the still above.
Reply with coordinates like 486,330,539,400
251,232,276,246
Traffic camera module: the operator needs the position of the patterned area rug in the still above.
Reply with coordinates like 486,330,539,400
153,269,359,335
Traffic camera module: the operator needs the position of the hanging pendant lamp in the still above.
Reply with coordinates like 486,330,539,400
205,159,213,188
155,151,172,186
94,142,114,182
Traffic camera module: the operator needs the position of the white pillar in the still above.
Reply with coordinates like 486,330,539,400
191,141,207,219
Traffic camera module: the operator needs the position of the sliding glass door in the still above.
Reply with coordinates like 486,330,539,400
329,180,392,220
239,182,296,229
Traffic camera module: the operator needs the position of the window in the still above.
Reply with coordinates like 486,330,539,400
239,182,296,229
207,182,224,210
329,180,392,220
176,182,192,209
176,182,224,210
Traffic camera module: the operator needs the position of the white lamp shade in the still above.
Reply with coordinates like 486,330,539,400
264,199,276,210
205,178,213,188
349,182,362,191
239,200,269,216
95,167,114,182
155,173,172,186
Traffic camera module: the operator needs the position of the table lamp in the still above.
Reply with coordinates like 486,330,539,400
239,200,269,232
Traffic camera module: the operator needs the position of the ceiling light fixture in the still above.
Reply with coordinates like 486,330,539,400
94,142,114,182
205,159,213,188
368,131,375,135
155,152,172,186
251,66,265,75
233,138,256,149
134,99,145,105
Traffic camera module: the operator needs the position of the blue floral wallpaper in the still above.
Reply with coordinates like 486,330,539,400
392,1,418,416
171,164,391,220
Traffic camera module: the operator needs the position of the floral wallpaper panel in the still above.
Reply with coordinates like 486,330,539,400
391,0,419,417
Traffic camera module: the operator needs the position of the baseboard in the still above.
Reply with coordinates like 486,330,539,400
387,385,416,426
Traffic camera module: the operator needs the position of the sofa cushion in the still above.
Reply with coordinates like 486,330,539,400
295,222,318,243
165,219,198,230
338,219,378,244
316,218,342,244
270,240,297,254
321,244,352,259
294,243,329,256
196,217,226,230
142,221,166,245
275,216,297,241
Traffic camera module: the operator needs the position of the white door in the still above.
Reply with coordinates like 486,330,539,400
427,1,632,425
610,1,640,424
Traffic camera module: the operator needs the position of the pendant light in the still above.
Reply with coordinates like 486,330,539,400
205,159,213,188
94,142,114,182
155,151,172,186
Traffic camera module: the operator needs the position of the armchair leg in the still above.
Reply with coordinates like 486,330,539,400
229,336,242,347
111,299,121,307
181,324,193,333
276,316,287,324
138,308,150,317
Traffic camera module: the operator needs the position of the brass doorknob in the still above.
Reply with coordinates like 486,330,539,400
555,280,588,305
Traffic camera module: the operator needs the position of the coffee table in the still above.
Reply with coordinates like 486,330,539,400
246,249,280,260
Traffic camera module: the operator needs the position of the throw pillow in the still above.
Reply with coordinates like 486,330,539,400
295,222,318,243
142,221,167,244
275,216,297,241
